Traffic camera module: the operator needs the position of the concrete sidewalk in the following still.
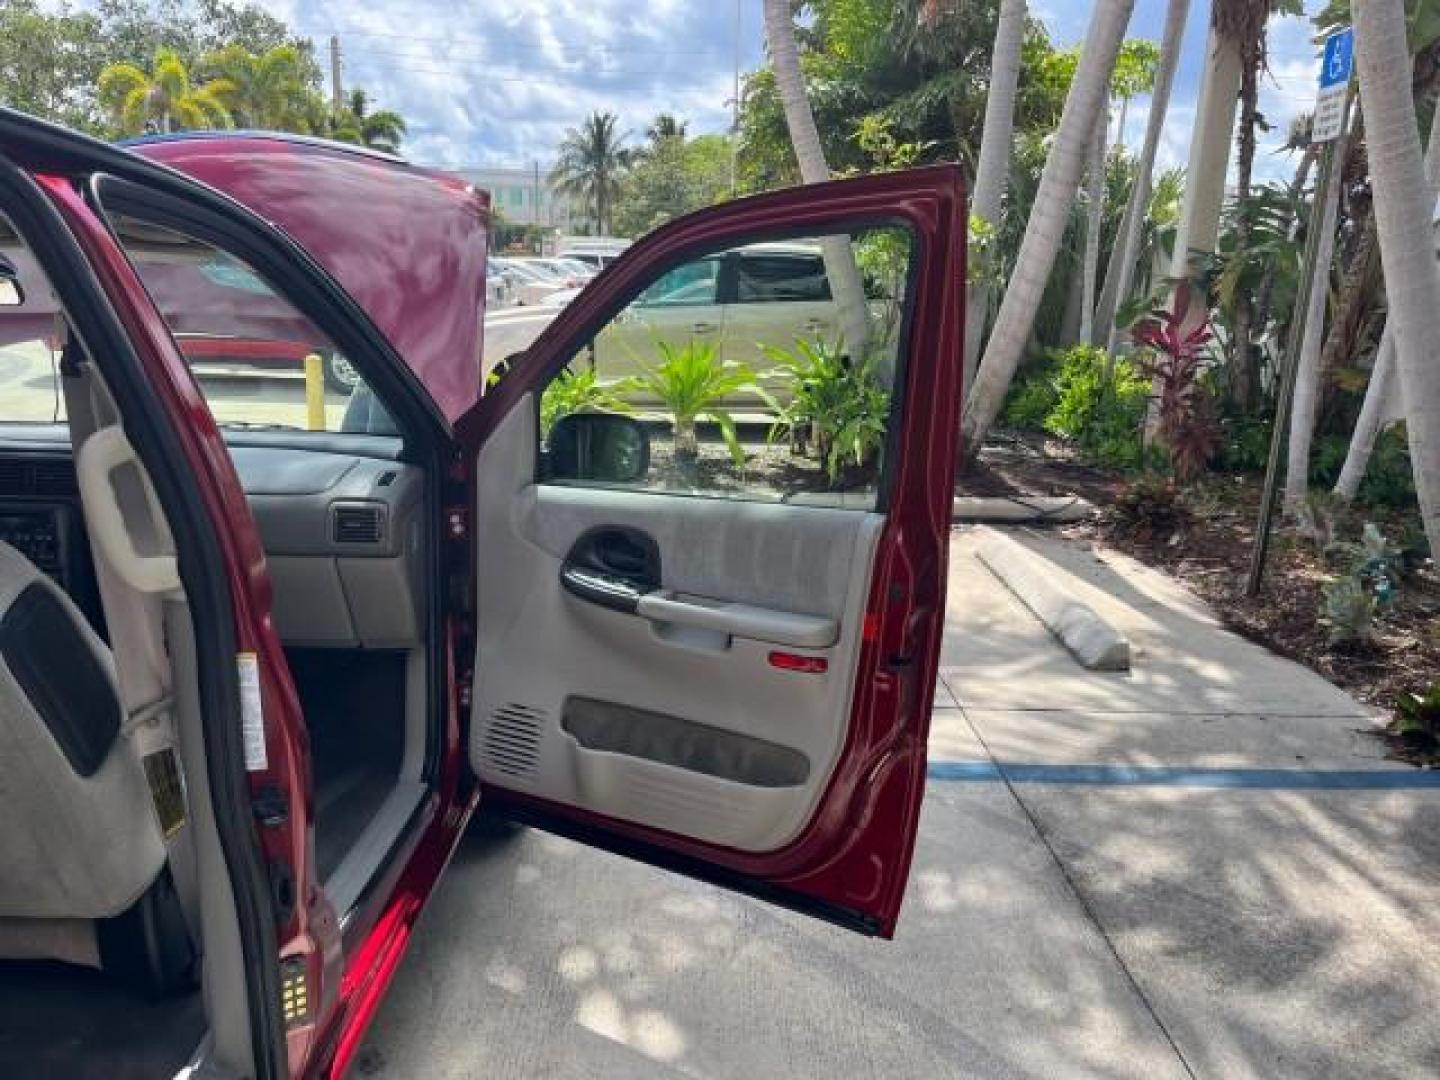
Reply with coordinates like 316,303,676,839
940,526,1440,1078
358,528,1439,1079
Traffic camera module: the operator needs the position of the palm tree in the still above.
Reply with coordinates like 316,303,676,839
646,113,688,149
1080,112,1107,344
962,0,1137,454
761,0,871,364
962,0,1026,394
1353,0,1440,555
1337,41,1440,502
1284,109,1352,513
1098,0,1190,352
200,44,309,131
98,48,235,136
551,111,631,236
331,89,407,153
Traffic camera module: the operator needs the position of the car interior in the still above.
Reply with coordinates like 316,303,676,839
0,204,435,1076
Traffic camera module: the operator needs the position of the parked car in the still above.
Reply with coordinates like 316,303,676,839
556,235,631,270
585,240,901,406
0,109,963,1079
176,334,362,392
491,256,569,305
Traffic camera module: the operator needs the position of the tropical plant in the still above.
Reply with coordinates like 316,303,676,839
961,0,1137,455
762,336,891,483
1041,345,1149,466
98,47,235,135
1321,574,1376,646
961,0,1026,392
1112,474,1187,535
632,340,754,465
1098,0,1190,351
539,367,635,437
551,111,631,236
762,0,873,360
1393,681,1440,747
329,89,406,153
198,43,308,130
1131,283,1221,481
1353,0,1440,561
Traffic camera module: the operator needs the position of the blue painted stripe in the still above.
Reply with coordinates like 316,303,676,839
927,761,1440,790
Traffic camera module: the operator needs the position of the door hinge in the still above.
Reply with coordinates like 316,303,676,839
268,860,296,926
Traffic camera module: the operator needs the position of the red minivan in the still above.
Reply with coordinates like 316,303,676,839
0,108,964,1079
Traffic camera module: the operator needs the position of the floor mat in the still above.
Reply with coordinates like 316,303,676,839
0,962,205,1079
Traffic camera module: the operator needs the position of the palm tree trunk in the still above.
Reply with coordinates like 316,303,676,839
1099,0,1190,352
1080,110,1107,345
762,0,871,364
1353,0,1440,555
1227,23,1263,412
962,0,1136,453
962,0,1027,396
1283,111,1352,513
1336,88,1440,502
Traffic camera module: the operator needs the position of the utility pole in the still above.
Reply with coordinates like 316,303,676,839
329,36,343,114
532,159,542,250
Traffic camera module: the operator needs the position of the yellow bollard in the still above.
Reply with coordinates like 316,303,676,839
303,353,326,432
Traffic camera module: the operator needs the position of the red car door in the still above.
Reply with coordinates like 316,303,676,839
457,167,965,937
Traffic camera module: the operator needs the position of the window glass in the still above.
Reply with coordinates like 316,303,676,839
735,251,832,303
637,259,719,307
0,215,66,423
107,215,381,434
538,226,911,510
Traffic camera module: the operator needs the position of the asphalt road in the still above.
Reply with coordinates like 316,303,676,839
354,530,1440,1080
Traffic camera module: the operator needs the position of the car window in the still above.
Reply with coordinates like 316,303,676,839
735,252,832,303
537,226,911,510
106,214,382,435
0,215,66,423
638,259,720,306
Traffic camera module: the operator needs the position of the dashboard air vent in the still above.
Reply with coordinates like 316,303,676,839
32,461,77,498
331,504,385,545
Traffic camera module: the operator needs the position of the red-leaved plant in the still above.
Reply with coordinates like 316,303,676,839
1130,282,1221,481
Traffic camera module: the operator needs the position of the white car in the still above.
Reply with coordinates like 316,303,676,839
491,257,568,306
584,241,897,404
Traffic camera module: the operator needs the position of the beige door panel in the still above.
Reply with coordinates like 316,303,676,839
471,398,882,851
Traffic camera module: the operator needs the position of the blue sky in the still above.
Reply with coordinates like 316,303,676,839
265,1,1324,178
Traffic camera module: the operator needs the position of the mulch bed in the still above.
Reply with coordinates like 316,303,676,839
962,431,1440,764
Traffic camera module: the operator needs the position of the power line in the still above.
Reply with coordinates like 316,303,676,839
290,23,732,58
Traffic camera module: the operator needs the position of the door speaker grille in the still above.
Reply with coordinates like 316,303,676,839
482,703,546,778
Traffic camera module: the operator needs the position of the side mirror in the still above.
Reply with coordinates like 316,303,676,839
0,252,24,307
547,413,649,484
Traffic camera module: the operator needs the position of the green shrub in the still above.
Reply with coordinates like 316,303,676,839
633,340,754,465
762,336,890,484
1045,346,1149,467
1307,434,1349,489
1394,682,1440,748
1002,374,1058,431
1358,425,1416,509
540,367,635,436
1217,415,1273,472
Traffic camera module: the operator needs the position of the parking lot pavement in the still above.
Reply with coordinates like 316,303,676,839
356,529,1440,1078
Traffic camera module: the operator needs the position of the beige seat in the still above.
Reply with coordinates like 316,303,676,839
0,541,192,992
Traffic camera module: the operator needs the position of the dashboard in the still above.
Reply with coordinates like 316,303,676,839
0,425,425,649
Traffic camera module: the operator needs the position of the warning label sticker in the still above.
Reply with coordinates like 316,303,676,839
237,652,268,772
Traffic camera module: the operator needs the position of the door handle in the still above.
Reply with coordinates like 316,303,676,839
802,318,827,333
560,526,662,614
690,321,718,334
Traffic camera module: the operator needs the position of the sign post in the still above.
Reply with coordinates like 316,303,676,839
1246,28,1354,597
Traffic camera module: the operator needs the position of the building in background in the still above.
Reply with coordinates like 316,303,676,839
443,165,579,234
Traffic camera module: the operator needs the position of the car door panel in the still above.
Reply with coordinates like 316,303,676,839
460,165,965,936
473,399,880,852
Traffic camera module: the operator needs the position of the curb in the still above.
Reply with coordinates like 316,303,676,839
953,495,1094,523
973,527,1131,672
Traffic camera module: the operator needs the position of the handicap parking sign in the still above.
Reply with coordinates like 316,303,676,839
1320,28,1353,90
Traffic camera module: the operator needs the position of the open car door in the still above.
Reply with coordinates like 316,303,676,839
457,167,965,938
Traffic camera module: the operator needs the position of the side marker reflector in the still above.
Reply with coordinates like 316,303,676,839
769,651,827,674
